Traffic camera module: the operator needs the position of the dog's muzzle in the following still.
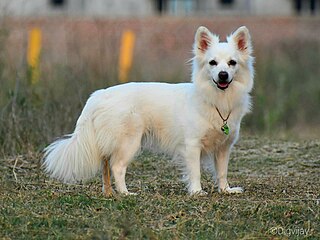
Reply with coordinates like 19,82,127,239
212,71,233,90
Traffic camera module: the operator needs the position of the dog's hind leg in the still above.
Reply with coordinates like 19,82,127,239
102,157,113,197
110,133,142,195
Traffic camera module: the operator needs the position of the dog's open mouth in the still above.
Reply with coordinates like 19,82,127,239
217,82,229,90
212,79,233,90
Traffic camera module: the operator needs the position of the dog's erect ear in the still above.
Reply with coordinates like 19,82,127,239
194,26,218,54
231,26,252,55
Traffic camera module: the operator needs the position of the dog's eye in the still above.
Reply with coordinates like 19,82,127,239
209,60,217,66
228,60,237,66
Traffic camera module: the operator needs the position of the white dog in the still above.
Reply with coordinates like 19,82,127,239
43,26,254,196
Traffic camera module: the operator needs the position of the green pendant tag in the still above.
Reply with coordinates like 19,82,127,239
221,123,230,135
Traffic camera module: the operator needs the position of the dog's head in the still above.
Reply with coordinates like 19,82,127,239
193,26,253,91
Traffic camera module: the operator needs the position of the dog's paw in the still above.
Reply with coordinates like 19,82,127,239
121,191,138,196
102,186,113,197
190,189,208,196
219,186,244,194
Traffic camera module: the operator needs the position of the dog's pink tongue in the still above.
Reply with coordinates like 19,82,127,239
218,82,228,88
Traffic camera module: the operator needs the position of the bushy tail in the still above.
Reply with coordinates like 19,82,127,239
42,116,101,183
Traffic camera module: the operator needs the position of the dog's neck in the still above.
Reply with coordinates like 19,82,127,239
191,69,251,120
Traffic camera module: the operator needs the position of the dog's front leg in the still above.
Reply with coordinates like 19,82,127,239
185,143,207,195
215,145,243,194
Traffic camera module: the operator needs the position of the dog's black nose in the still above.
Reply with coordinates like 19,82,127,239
218,71,229,81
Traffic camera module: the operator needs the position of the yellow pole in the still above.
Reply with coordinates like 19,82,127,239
27,28,42,84
118,30,135,83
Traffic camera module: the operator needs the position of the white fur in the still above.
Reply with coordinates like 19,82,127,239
43,26,254,195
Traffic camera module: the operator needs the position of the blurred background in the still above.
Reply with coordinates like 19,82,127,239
0,0,319,155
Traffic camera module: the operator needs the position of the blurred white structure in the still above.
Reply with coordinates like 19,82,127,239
0,0,318,17
0,0,154,17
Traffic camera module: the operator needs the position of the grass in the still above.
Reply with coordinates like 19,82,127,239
1,137,319,239
250,41,320,134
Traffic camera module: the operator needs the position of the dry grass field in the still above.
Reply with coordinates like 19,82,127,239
1,137,319,239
